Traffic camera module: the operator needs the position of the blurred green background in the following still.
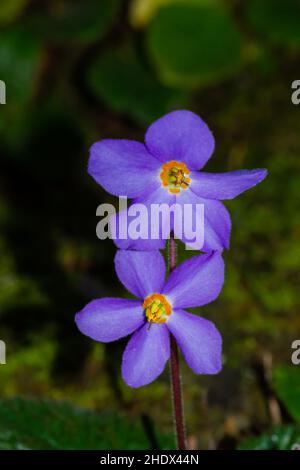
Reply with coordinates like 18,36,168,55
0,0,300,450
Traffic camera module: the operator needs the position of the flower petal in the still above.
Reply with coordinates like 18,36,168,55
174,190,231,252
172,189,205,251
201,197,231,252
162,251,224,309
114,250,166,299
111,186,175,251
75,298,144,343
190,169,268,200
122,323,170,387
167,309,222,374
111,207,166,251
145,110,215,170
89,139,160,198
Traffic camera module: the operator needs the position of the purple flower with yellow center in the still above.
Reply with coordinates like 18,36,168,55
75,249,224,388
89,110,267,252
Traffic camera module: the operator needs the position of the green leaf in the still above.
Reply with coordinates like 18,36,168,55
0,28,41,104
147,2,243,88
272,366,300,422
0,398,174,450
0,27,42,148
87,48,187,125
24,0,121,44
239,426,300,450
246,0,300,48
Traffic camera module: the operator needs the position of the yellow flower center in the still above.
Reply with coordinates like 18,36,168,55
160,160,191,194
143,293,172,324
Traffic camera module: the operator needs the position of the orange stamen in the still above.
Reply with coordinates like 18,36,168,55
143,293,172,324
160,160,191,194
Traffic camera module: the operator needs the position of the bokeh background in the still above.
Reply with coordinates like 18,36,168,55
0,0,300,450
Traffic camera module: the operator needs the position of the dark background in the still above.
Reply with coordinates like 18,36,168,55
0,0,300,450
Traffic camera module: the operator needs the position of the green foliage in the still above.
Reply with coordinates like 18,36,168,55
272,366,300,423
246,0,300,48
0,398,174,450
0,339,55,396
239,426,300,450
0,237,48,315
0,27,42,149
88,47,187,125
24,0,121,44
221,148,300,356
0,28,41,104
147,2,243,88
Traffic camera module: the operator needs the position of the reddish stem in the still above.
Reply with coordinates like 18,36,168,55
169,235,186,450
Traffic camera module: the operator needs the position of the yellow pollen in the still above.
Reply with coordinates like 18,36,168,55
143,293,172,324
160,160,191,194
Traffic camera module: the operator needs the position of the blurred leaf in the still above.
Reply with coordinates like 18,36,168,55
239,426,300,450
0,398,174,450
147,2,243,88
129,0,219,27
0,339,55,396
25,0,121,44
0,27,41,104
130,0,170,27
0,237,48,314
0,0,28,25
272,366,300,422
0,27,42,149
246,0,300,48
88,48,187,124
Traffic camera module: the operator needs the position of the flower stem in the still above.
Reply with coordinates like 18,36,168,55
169,234,186,450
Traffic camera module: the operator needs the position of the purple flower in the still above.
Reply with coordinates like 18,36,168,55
89,110,267,252
75,250,224,388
